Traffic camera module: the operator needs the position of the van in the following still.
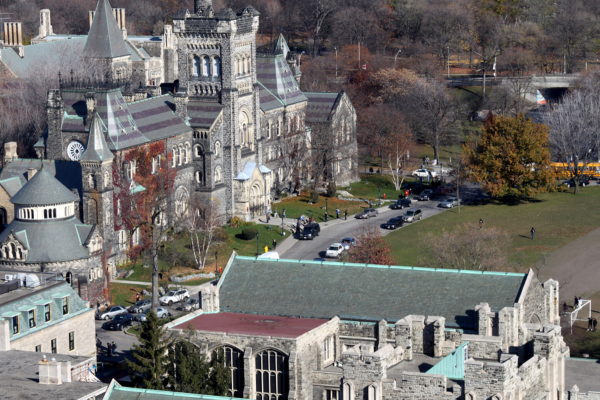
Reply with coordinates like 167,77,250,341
298,223,320,240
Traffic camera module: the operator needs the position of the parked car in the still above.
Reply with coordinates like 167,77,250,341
565,178,590,187
412,168,438,179
298,223,321,240
179,298,200,312
135,307,171,321
129,299,152,313
96,305,128,320
325,243,345,258
355,208,378,219
439,197,461,208
402,208,423,223
390,198,412,209
159,288,190,306
102,313,134,331
341,238,357,251
417,189,434,201
383,217,403,230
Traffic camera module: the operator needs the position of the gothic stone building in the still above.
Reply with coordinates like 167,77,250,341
169,255,569,400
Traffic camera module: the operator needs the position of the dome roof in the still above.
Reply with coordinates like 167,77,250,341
10,168,78,206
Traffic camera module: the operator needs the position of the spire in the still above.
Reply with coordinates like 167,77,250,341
80,113,114,162
83,0,129,58
273,34,290,58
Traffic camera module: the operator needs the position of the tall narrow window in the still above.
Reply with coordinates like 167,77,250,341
185,143,190,164
28,309,35,328
193,57,200,77
268,122,272,139
255,349,288,400
178,145,183,166
35,345,41,352
44,209,48,219
215,141,221,157
69,331,75,351
277,121,281,136
213,57,221,77
44,304,51,322
172,147,178,167
62,296,69,315
51,338,57,354
222,346,245,397
202,57,210,77
12,315,19,334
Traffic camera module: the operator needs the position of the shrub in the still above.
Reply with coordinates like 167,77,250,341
310,189,320,204
229,216,245,227
241,228,258,240
326,181,337,197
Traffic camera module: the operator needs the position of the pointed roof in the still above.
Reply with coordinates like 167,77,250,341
10,168,78,206
80,113,114,162
273,34,290,58
83,0,129,58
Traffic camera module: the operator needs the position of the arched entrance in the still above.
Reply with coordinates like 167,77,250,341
249,182,264,218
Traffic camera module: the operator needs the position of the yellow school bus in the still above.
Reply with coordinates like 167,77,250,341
551,162,600,179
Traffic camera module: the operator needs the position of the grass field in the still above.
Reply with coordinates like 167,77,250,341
385,186,600,270
272,193,371,221
110,282,151,307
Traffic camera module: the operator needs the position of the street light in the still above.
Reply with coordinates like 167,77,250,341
325,198,328,221
281,215,285,236
256,232,260,256
215,251,218,275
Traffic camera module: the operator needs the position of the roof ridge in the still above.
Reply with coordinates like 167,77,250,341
257,81,284,106
128,93,170,104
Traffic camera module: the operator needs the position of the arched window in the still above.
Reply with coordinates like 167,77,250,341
215,166,222,183
267,122,272,139
10,243,16,259
184,142,190,164
277,120,281,136
66,272,72,285
17,248,22,260
172,147,178,167
53,209,57,218
213,57,221,77
215,141,221,157
218,346,245,397
202,57,210,77
195,170,203,184
255,349,288,400
89,174,96,189
178,145,183,166
193,57,201,77
44,209,48,219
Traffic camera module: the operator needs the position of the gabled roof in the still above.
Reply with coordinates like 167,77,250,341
218,256,528,329
10,168,78,206
80,113,114,162
305,92,341,123
187,101,223,129
0,177,23,197
256,55,306,112
83,0,129,59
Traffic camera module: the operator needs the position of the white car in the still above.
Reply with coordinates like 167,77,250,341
440,197,461,208
325,243,344,258
159,289,190,306
412,168,438,179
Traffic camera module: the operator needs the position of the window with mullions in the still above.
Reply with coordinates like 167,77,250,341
51,338,57,353
222,346,244,398
11,315,19,334
35,345,41,352
69,331,75,351
255,349,288,400
325,390,339,400
62,296,69,315
44,304,51,322
28,309,35,328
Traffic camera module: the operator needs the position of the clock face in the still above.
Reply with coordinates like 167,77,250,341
67,141,85,161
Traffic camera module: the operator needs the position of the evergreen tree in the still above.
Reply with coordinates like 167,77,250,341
167,339,211,394
206,348,231,396
127,311,171,389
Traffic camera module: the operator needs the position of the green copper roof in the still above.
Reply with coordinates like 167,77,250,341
105,381,236,399
428,342,469,379
84,0,129,58
10,168,78,206
79,113,114,162
218,256,527,329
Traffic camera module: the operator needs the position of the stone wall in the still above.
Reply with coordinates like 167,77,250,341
462,334,503,359
464,354,520,399
518,355,547,400
523,273,548,326
384,372,450,400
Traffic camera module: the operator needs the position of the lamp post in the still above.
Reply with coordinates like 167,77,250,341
378,185,381,206
256,232,260,256
215,251,218,275
281,215,284,236
325,198,328,221
335,47,338,78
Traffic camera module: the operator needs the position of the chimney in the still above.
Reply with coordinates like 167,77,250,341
88,11,95,28
113,8,126,30
85,92,97,129
39,358,62,385
174,92,189,120
4,142,17,164
0,320,10,351
39,10,53,38
61,361,72,383
163,25,174,49
27,168,38,181
2,22,24,58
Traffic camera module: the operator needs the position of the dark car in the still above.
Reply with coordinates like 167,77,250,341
390,198,412,209
355,208,379,219
417,189,434,201
383,217,403,230
565,178,590,187
298,223,321,240
102,313,134,331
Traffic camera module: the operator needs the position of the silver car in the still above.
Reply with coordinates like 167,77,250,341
96,305,128,320
134,307,171,321
129,299,152,313
178,298,200,312
402,208,423,223
439,197,461,208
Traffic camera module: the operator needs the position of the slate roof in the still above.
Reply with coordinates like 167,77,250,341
60,90,190,150
305,92,341,123
80,113,115,162
84,0,129,59
187,101,223,129
10,168,78,206
256,55,306,112
0,159,82,199
218,256,528,329
0,218,93,263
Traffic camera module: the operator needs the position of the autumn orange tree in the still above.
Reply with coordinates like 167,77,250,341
113,141,175,311
463,113,554,199
346,224,394,265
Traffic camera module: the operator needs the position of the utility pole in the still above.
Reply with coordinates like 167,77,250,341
335,47,338,78
447,46,450,77
358,42,361,70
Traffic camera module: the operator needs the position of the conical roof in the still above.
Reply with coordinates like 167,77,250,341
11,168,78,206
80,113,114,162
83,0,129,58
273,34,290,58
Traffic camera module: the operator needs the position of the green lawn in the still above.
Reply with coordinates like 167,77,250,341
272,193,371,221
345,173,444,201
224,224,291,256
385,186,600,269
110,282,151,307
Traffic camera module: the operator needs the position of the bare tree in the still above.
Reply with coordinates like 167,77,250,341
305,0,338,56
471,12,504,98
423,223,511,271
271,125,310,196
547,88,600,194
449,152,468,213
184,197,225,271
346,224,394,265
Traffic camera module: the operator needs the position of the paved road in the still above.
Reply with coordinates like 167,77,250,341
281,197,450,261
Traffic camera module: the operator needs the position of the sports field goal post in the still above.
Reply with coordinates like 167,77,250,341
569,300,592,335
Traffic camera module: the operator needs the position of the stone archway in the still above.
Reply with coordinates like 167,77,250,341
249,181,264,218
239,108,253,150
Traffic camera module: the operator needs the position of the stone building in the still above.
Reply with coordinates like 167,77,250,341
168,255,569,400
0,275,96,357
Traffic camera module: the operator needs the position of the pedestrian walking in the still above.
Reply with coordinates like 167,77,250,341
344,210,347,220
369,167,374,174
336,208,340,219
96,301,100,311
96,337,102,351
272,239,277,250
266,212,271,224
282,209,286,218
530,227,535,240
310,216,314,223
107,342,112,357
588,317,593,331
479,219,483,230
136,292,140,302
574,296,579,309
594,318,598,332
